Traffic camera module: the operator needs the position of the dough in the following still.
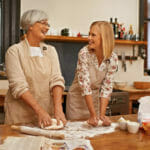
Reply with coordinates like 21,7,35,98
82,120,103,128
41,119,64,130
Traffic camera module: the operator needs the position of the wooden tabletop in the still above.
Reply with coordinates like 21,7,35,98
0,89,7,97
0,89,7,106
0,114,150,150
114,85,150,93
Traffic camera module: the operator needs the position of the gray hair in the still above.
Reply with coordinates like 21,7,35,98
21,9,49,32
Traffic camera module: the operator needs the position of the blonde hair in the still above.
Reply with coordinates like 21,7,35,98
21,9,48,32
90,21,115,59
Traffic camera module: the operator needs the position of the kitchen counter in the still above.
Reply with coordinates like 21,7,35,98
1,86,150,114
114,86,150,114
0,114,150,150
0,89,7,106
0,89,67,106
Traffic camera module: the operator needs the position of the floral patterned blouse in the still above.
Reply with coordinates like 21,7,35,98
77,46,118,98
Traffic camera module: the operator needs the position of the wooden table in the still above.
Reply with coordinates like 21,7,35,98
0,114,150,150
0,89,7,107
114,86,150,114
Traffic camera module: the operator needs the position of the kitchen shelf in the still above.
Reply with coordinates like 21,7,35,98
115,39,147,46
44,35,88,43
44,35,147,45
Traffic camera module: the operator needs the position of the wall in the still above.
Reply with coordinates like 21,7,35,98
20,0,150,86
0,80,8,89
21,0,139,35
114,45,150,85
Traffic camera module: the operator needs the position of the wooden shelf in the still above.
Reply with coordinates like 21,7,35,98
115,39,147,46
44,35,88,43
44,35,147,46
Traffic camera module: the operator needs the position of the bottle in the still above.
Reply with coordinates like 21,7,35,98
118,24,121,39
114,18,118,39
121,27,126,39
110,17,115,34
129,25,133,35
110,17,113,24
128,25,134,40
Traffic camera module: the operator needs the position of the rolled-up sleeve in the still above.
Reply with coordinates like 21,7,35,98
100,53,118,98
49,47,65,91
5,46,29,99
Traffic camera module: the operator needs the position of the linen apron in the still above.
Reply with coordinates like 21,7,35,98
4,41,55,125
66,60,109,120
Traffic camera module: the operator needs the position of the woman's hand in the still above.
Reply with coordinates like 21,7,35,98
20,91,52,128
55,110,67,126
54,105,67,126
52,86,67,125
100,115,111,126
37,108,52,128
87,115,99,126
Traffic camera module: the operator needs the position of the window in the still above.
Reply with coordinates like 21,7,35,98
147,0,150,68
139,0,149,69
0,1,2,63
0,0,20,64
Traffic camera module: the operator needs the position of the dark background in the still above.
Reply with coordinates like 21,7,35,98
46,41,87,89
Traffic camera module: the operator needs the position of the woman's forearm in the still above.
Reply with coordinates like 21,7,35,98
52,86,63,111
99,97,109,116
85,95,96,117
20,90,44,115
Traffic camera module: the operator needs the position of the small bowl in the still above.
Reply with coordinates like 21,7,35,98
114,81,127,88
127,121,140,134
119,121,127,130
118,117,127,130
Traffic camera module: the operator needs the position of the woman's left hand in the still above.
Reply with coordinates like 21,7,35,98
100,115,111,126
54,110,67,126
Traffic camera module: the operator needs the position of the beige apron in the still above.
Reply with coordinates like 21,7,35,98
4,41,55,125
66,60,109,120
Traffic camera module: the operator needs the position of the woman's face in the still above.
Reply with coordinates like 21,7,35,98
29,20,49,41
88,25,101,50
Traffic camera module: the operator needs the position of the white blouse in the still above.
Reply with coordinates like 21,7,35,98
30,47,43,57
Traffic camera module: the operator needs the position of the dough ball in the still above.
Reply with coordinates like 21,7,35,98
41,118,64,130
83,120,103,128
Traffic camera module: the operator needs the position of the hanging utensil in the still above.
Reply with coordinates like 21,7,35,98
121,52,126,72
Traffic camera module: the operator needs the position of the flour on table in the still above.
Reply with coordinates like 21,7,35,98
50,121,118,139
0,136,93,150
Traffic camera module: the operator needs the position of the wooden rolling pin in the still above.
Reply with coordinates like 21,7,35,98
11,125,64,139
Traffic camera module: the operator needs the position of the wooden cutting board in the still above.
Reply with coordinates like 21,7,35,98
133,82,150,89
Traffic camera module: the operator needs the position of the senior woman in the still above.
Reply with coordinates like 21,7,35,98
66,21,118,126
4,9,67,127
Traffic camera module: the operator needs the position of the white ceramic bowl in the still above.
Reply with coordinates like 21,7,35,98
127,121,140,134
119,121,127,130
118,117,127,130
114,81,127,88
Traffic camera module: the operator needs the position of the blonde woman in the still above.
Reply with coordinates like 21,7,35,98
66,21,118,126
5,9,67,127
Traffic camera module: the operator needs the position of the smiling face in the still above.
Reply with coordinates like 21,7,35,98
29,19,49,41
88,25,101,51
